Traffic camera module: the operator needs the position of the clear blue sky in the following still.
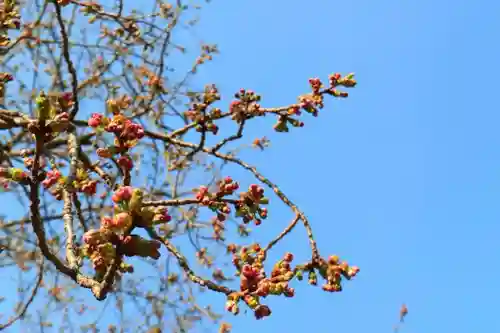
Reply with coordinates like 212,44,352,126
3,0,500,332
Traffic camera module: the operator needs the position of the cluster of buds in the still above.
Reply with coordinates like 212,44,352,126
0,0,21,47
229,89,263,123
226,245,298,319
34,91,72,133
237,246,266,291
235,184,269,225
184,84,222,134
89,97,144,172
22,155,47,170
105,115,145,143
227,246,359,319
194,178,237,210
329,72,357,90
82,186,167,278
111,186,172,227
0,167,29,186
101,212,132,231
300,93,324,114
21,147,50,169
82,228,118,276
193,177,244,236
91,117,144,146
41,167,98,199
217,176,239,196
273,73,356,133
309,77,323,93
264,252,296,296
78,177,98,196
313,255,360,292
41,169,61,188
111,186,143,212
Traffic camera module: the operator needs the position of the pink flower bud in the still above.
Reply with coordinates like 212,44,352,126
114,212,132,229
88,113,103,127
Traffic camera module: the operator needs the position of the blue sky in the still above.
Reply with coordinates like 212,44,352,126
3,0,500,332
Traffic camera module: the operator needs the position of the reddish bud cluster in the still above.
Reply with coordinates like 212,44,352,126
194,176,238,212
225,247,299,320
102,212,132,230
112,186,133,203
88,98,144,175
218,176,239,195
42,169,61,188
273,74,356,132
105,115,145,142
223,240,360,321
88,103,145,182
88,113,103,127
308,77,323,93
193,180,268,230
235,184,269,225
117,155,133,171
41,167,97,199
